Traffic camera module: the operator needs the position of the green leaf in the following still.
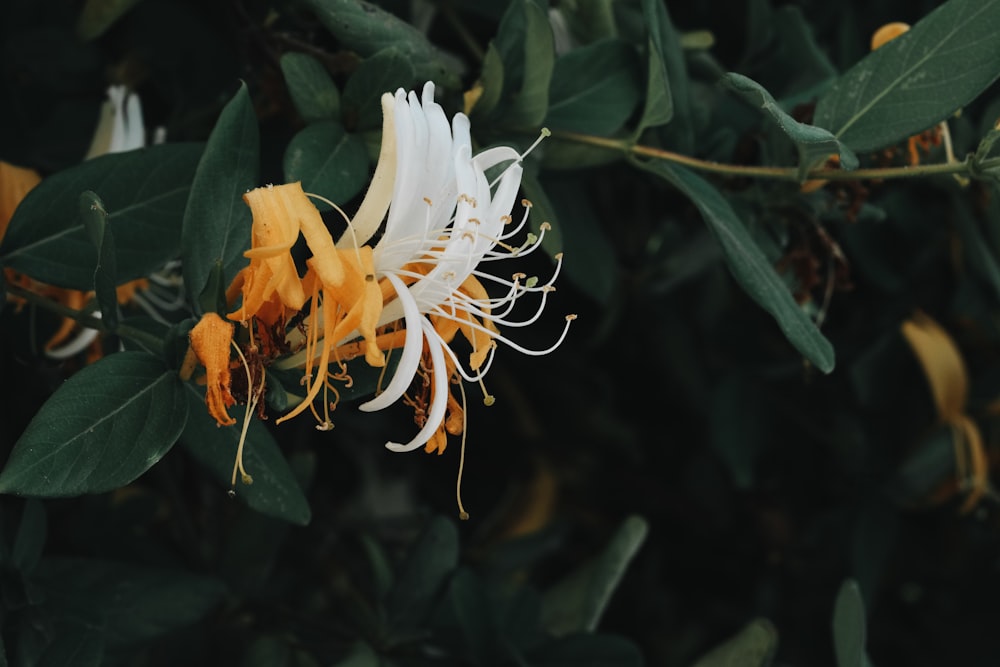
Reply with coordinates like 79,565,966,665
641,0,694,153
284,121,370,207
688,618,779,667
11,500,47,572
383,515,459,638
77,190,119,329
182,83,259,315
0,352,188,496
545,38,641,135
331,641,378,667
36,557,227,646
280,52,341,123
470,43,505,118
833,578,873,667
529,633,644,667
541,515,647,635
557,0,617,44
723,72,858,178
341,47,417,132
493,0,555,128
0,143,203,290
813,0,1000,152
635,34,674,135
37,624,104,667
179,386,311,526
640,162,836,373
301,0,459,89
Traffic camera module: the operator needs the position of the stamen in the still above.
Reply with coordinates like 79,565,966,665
456,378,470,521
230,340,260,489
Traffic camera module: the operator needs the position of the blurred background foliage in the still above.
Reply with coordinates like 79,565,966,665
2,0,1000,665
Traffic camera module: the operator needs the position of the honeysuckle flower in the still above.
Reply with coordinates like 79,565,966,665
274,82,573,455
85,85,147,158
188,312,238,427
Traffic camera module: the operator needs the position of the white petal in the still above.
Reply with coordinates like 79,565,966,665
384,318,449,452
359,273,424,413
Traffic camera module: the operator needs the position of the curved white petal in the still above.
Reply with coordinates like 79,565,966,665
384,318,449,452
359,273,424,413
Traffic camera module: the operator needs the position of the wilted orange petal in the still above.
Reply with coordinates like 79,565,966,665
189,312,237,427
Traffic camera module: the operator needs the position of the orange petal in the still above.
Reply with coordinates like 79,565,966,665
0,161,42,241
189,313,237,426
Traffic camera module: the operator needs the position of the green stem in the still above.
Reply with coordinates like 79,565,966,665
552,130,984,182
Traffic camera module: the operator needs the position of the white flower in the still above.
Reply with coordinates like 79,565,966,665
340,82,573,453
84,85,146,159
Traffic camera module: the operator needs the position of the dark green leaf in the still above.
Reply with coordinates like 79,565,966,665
641,0,694,153
541,515,647,635
813,0,1000,152
723,72,858,178
341,48,417,132
37,623,104,667
179,385,311,526
330,641,378,667
688,618,779,667
640,162,836,373
11,500,46,572
301,0,459,89
470,43,505,118
0,143,203,290
529,633,643,667
284,121,370,207
78,191,119,329
280,52,341,123
833,578,872,667
0,352,188,496
545,39,641,135
492,0,555,128
556,0,617,45
384,515,459,637
635,34,674,135
181,83,259,314
36,557,227,646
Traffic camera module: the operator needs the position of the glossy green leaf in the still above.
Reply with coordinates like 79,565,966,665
302,0,459,89
492,0,555,128
181,83,259,314
383,515,459,637
78,190,119,329
0,352,188,497
545,38,641,135
341,48,417,132
179,386,311,526
0,143,203,290
284,121,370,207
280,52,340,123
689,618,779,667
541,515,647,635
724,72,858,178
642,162,836,373
813,0,1000,152
36,557,227,646
833,578,873,667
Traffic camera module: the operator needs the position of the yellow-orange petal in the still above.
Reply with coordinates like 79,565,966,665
0,161,42,241
871,22,910,50
189,312,237,426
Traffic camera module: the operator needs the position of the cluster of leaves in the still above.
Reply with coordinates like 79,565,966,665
3,0,1000,665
